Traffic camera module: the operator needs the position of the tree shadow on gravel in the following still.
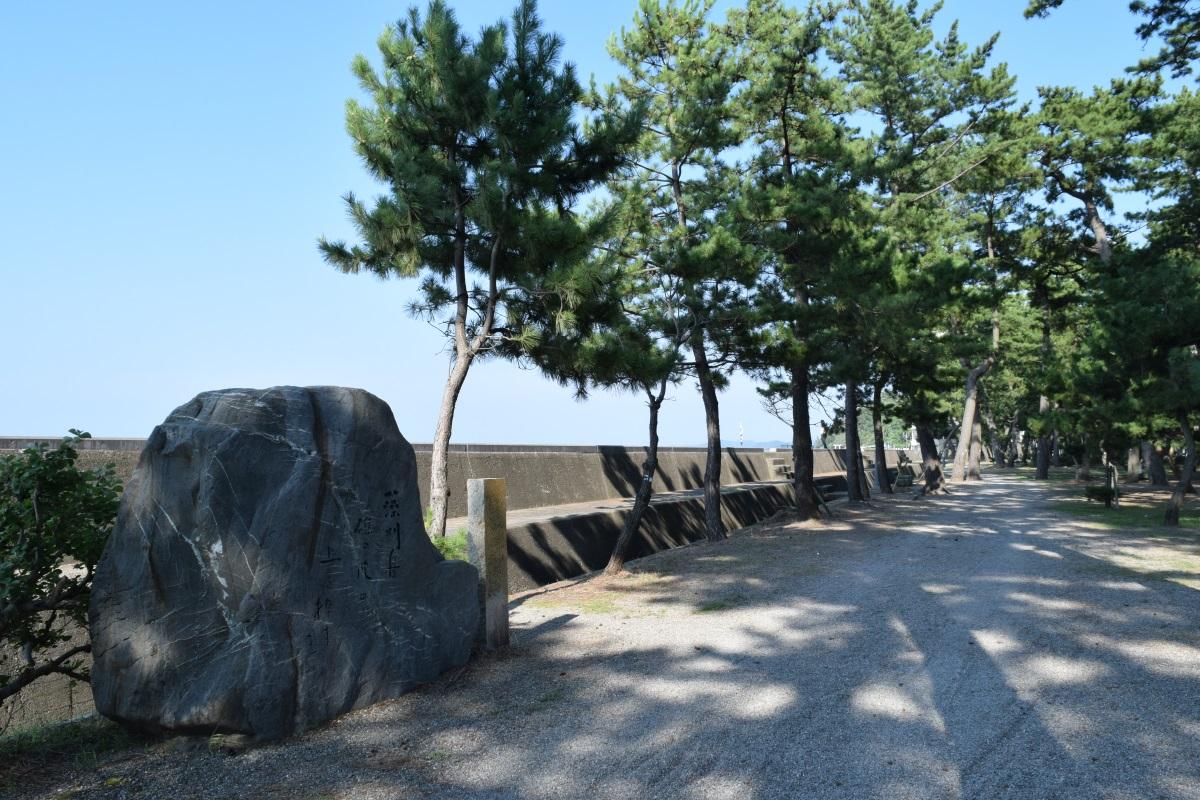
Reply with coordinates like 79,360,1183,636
27,477,1200,800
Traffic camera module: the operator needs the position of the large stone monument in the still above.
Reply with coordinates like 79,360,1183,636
89,386,480,740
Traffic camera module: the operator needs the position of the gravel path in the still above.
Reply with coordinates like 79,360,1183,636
18,474,1200,800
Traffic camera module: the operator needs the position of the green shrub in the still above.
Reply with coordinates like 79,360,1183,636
0,715,144,778
1084,484,1118,507
432,529,469,561
0,432,120,707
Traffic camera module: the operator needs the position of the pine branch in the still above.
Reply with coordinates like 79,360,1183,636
0,643,92,704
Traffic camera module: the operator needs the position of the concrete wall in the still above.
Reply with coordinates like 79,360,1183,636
0,629,93,735
0,437,915,591
505,481,798,592
0,438,917,518
419,446,777,518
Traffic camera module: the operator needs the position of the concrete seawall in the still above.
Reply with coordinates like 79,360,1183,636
0,437,788,517
418,445,778,518
0,438,913,518
505,481,800,591
1,438,917,590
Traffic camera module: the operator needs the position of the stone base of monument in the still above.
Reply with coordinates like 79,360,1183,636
89,386,481,741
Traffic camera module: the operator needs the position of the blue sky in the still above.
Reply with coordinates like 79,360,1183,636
0,0,1153,445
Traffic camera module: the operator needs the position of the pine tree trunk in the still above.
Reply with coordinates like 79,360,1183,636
428,350,474,539
1085,199,1113,264
857,440,872,500
1125,447,1142,483
1149,443,1169,486
845,383,863,502
1033,295,1053,476
872,382,892,494
1036,397,1051,479
1165,414,1196,527
968,406,984,479
993,430,1007,468
953,366,987,480
428,204,477,539
1048,174,1113,263
981,395,1003,468
692,335,724,541
956,230,1000,481
916,424,945,495
791,363,819,518
953,309,998,481
606,385,666,574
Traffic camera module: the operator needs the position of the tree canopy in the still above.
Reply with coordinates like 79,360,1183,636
325,0,1199,538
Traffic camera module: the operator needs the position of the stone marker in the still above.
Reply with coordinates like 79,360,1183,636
467,478,509,649
89,386,480,740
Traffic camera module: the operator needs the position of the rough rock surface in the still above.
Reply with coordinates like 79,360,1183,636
89,386,480,740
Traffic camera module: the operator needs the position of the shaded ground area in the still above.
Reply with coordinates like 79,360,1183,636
9,474,1200,800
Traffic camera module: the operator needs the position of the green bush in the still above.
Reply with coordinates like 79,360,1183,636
1084,484,1118,507
0,432,120,707
432,529,469,561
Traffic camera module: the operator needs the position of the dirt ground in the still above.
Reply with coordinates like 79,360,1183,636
6,473,1200,800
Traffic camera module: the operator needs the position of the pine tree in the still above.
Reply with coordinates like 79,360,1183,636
837,0,1017,485
947,125,1041,481
1087,243,1200,524
1034,78,1158,265
320,0,636,536
603,0,753,542
729,0,854,514
504,176,698,572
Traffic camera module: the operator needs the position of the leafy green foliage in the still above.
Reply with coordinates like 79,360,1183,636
1084,484,1118,504
432,529,469,561
321,0,639,537
600,0,757,370
324,0,1194,526
320,0,635,297
0,433,120,705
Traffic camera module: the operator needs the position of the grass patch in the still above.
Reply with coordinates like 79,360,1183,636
1050,497,1200,531
432,528,469,561
525,594,626,616
1076,548,1200,590
694,594,747,613
577,597,620,615
1009,467,1080,482
0,715,148,789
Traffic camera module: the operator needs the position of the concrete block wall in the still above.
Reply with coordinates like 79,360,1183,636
417,445,777,519
420,445,922,518
505,481,798,592
0,438,921,516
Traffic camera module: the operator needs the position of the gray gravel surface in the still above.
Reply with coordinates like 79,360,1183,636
16,475,1200,800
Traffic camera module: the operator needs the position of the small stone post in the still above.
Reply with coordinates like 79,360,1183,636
467,478,509,649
